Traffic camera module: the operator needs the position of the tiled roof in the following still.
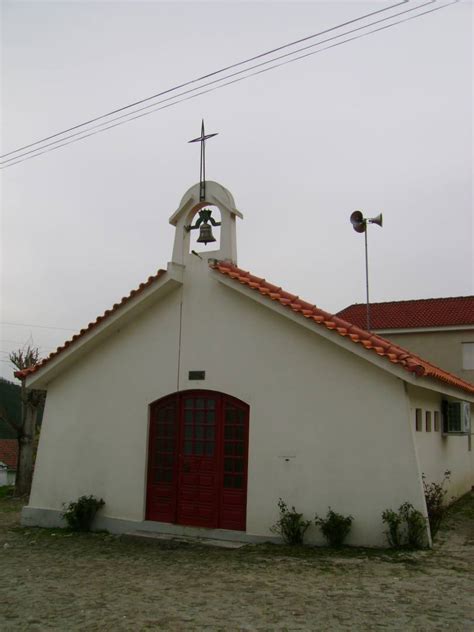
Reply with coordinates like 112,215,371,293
0,439,18,470
14,260,474,396
211,261,474,396
337,296,474,330
15,269,167,380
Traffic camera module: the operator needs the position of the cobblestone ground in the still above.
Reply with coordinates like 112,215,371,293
0,492,473,631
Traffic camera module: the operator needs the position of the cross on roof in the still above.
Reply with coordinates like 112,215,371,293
188,119,218,201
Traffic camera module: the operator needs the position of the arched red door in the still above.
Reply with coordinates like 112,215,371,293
146,391,249,531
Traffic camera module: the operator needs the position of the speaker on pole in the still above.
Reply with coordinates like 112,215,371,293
350,210,366,233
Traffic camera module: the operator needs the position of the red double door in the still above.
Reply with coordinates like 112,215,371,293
146,391,249,531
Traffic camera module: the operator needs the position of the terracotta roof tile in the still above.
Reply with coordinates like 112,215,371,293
337,296,474,329
0,439,18,469
15,269,167,380
211,261,474,396
14,260,474,397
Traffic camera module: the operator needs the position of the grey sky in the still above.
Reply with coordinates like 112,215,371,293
1,0,472,381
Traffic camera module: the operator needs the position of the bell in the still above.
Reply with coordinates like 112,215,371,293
197,222,216,245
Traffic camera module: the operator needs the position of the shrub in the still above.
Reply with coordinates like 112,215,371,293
315,508,353,547
423,470,451,538
400,502,427,549
0,485,15,501
270,498,311,545
62,495,105,532
382,502,428,549
381,508,402,548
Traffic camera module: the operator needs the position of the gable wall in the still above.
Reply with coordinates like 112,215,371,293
29,257,428,545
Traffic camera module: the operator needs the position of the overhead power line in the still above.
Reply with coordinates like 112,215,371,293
1,321,77,332
1,1,458,169
1,1,408,160
1,1,432,167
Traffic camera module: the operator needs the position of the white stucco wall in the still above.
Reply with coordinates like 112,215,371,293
28,252,432,546
407,385,473,499
30,288,182,520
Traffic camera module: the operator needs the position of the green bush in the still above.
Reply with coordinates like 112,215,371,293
382,502,428,549
0,485,15,500
315,508,353,547
62,495,104,532
400,502,427,549
270,498,311,545
381,508,402,548
423,470,451,538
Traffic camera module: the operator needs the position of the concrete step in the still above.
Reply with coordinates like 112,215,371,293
123,530,246,549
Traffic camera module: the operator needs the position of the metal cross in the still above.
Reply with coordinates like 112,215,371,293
188,119,218,201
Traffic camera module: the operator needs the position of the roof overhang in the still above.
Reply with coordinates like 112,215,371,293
212,269,474,403
374,325,474,334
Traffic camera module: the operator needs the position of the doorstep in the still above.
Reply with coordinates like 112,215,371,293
123,530,246,549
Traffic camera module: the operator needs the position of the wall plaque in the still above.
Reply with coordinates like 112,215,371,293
189,370,205,380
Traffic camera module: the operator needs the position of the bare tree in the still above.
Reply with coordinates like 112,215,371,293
8,346,46,496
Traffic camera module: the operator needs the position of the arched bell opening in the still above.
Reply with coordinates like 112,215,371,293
145,389,249,531
187,204,221,254
169,181,243,265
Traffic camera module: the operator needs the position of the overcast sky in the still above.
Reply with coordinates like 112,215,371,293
1,0,472,381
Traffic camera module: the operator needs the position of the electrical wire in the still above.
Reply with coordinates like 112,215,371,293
0,322,77,331
1,0,458,169
1,339,35,345
0,0,437,167
0,1,409,160
1,1,454,168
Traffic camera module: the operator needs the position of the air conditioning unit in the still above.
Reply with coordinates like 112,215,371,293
442,401,471,435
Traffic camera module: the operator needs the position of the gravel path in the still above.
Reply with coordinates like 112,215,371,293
0,493,473,631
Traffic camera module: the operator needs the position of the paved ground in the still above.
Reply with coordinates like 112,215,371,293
0,491,473,631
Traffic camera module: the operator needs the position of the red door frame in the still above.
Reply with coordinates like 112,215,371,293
146,390,249,531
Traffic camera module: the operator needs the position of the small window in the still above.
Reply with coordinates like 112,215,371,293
442,401,471,434
434,411,440,432
415,409,422,432
462,342,474,370
425,411,432,432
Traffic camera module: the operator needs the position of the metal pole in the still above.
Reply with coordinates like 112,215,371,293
365,224,370,331
201,134,206,200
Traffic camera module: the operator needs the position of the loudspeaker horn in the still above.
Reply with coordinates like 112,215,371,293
350,210,366,233
368,213,383,228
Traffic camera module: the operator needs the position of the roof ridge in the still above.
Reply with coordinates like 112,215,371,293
341,296,474,308
337,295,474,329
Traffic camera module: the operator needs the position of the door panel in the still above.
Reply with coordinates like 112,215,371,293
177,394,219,527
146,391,248,531
146,395,178,523
220,397,248,530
